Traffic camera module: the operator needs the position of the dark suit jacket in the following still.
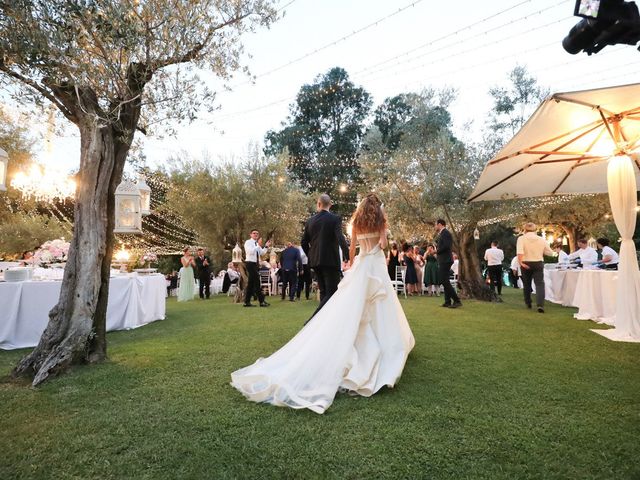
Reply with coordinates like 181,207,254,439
280,246,302,272
195,255,212,278
301,210,349,269
436,228,454,264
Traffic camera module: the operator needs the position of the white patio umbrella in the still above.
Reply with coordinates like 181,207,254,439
469,82,640,342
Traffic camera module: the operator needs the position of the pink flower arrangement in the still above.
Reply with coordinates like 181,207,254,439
139,252,158,266
33,239,70,265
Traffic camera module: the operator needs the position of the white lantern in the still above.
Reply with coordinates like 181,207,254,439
114,180,142,234
473,228,480,240
0,147,8,192
136,177,151,216
232,243,243,264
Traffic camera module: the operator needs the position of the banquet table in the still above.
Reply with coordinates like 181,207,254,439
210,277,224,295
572,270,617,325
0,273,166,350
544,269,581,307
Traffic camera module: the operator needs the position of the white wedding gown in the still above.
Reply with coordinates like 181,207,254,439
230,233,415,414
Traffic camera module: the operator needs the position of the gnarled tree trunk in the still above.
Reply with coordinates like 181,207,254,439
12,82,141,385
454,227,497,302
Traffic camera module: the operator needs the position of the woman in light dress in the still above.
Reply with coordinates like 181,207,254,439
177,247,196,302
231,193,415,414
413,245,425,293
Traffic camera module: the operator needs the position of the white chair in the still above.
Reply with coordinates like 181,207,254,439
450,272,458,293
390,266,407,298
259,270,272,296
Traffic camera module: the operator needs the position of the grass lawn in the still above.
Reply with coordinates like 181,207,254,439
1,288,639,479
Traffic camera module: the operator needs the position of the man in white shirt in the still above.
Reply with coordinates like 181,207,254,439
509,255,521,288
296,245,312,300
516,222,554,313
568,238,598,267
484,241,505,296
553,244,570,265
596,237,619,269
243,229,271,307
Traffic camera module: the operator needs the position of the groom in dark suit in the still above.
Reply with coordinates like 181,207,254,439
435,219,462,308
301,194,349,317
195,247,212,299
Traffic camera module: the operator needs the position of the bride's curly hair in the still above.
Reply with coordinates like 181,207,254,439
351,193,388,233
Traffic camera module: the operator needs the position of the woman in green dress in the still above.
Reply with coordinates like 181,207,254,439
178,247,196,302
423,244,440,296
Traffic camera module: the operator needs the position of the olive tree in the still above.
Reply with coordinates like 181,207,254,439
0,0,277,385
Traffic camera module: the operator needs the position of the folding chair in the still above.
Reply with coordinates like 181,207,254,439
390,265,407,298
259,270,272,296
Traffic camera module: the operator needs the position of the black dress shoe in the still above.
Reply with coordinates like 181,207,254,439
526,304,532,309
260,302,270,307
441,303,451,308
537,307,544,313
289,298,295,302
243,304,256,307
450,301,462,309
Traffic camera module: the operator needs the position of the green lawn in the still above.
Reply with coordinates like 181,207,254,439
1,289,639,479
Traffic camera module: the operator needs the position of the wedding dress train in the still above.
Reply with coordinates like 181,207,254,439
231,233,415,414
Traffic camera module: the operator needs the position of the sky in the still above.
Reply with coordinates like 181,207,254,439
30,0,640,172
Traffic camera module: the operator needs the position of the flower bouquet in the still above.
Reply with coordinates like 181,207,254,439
138,251,158,268
33,239,70,267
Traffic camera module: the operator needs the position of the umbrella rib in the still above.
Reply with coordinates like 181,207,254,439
551,127,608,194
489,120,602,165
468,167,526,202
538,155,603,164
553,94,616,117
598,108,618,143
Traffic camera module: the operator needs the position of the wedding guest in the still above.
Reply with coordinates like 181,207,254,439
484,240,505,296
280,242,302,301
516,222,553,313
413,245,425,292
568,238,598,267
402,243,419,295
435,219,462,308
423,244,440,296
509,255,521,289
166,270,178,297
177,247,196,302
195,247,212,299
296,245,312,300
596,238,619,269
553,243,570,265
19,250,34,266
387,242,400,280
243,229,271,307
222,262,240,293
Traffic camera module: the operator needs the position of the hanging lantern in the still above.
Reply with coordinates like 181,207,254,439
0,147,8,192
232,243,243,263
114,180,142,234
473,228,480,240
562,236,569,246
136,177,151,216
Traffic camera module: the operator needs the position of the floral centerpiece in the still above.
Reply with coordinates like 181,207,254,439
33,238,70,267
138,251,158,269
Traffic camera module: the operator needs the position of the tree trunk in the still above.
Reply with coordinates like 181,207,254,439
456,228,497,302
13,116,127,385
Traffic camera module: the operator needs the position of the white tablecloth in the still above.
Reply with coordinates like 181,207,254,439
544,269,581,307
0,273,166,350
572,270,617,325
210,277,224,295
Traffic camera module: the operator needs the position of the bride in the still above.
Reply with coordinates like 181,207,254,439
231,193,415,414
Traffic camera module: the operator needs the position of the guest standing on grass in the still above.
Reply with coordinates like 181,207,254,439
178,247,196,302
296,245,312,300
484,241,505,296
423,244,440,296
516,222,553,313
280,242,302,301
435,219,462,308
402,243,419,295
243,229,271,308
195,247,212,299
387,242,400,280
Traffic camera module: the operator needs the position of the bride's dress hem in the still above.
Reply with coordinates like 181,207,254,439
230,244,415,414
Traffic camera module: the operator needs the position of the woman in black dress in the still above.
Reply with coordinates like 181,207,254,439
387,242,400,280
402,243,419,295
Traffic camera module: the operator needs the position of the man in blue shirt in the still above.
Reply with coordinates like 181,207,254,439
280,241,302,302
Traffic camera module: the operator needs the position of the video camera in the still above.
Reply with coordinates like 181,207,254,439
563,0,640,54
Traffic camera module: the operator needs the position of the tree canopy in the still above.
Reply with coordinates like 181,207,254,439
264,67,372,216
